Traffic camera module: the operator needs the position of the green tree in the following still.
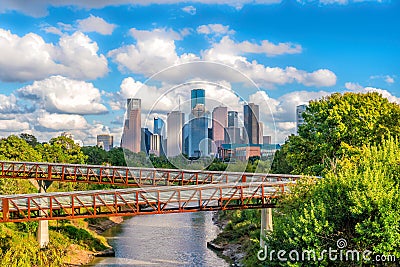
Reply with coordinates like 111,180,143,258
263,139,400,266
0,135,41,194
19,133,39,148
272,92,400,175
81,146,108,165
36,136,87,164
0,135,42,162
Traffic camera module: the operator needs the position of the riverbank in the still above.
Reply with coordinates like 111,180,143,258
209,210,261,267
64,217,124,266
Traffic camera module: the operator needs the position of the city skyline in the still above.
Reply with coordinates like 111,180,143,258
0,1,398,146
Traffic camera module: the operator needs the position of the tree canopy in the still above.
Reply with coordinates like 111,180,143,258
272,92,400,175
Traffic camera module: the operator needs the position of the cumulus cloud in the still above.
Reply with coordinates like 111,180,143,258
18,76,108,115
36,112,88,131
0,119,30,131
109,28,335,88
0,29,108,82
345,81,400,103
197,24,235,36
182,5,196,15
0,94,20,114
77,15,117,35
108,28,199,76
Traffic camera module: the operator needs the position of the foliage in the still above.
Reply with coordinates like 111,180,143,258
19,133,39,148
271,92,400,175
36,136,87,164
0,135,42,162
263,138,400,266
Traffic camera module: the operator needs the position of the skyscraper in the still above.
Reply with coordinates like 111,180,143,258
244,103,260,144
141,128,152,154
212,106,227,149
188,103,209,158
228,111,238,127
167,110,185,157
191,89,205,109
97,134,113,151
296,104,307,133
122,98,141,153
153,117,165,136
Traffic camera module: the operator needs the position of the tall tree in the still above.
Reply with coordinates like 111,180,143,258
19,133,39,148
36,136,87,164
272,92,400,175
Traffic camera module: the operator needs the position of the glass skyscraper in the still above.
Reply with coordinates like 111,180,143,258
191,89,205,109
244,103,260,145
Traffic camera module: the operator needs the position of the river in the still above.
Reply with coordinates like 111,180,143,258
88,212,229,267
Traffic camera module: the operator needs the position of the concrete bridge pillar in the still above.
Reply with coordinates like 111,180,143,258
34,180,52,248
260,208,273,248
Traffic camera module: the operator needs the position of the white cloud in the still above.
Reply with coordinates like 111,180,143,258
18,76,108,115
203,36,301,58
0,119,30,131
108,28,199,76
197,24,235,36
370,74,395,84
36,112,88,131
0,94,19,113
0,29,108,82
0,1,283,17
182,5,196,15
109,28,334,88
43,26,63,35
77,15,117,35
345,81,400,104
345,82,364,91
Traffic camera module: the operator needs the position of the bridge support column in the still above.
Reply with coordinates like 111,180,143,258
260,208,273,248
37,181,50,248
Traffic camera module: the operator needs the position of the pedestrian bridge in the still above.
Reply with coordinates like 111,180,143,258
0,160,305,247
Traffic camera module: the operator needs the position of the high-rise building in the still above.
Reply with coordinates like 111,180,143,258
153,117,165,136
259,122,264,145
167,110,185,157
188,103,209,158
263,135,272,144
97,134,113,151
122,98,141,153
228,111,238,127
224,127,241,144
296,104,307,133
244,103,260,144
149,134,162,157
191,89,205,109
212,106,227,149
141,128,152,154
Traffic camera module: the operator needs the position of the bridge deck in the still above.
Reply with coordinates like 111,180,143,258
0,161,301,187
0,181,292,222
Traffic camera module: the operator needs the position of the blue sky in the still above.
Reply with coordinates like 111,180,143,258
0,0,398,145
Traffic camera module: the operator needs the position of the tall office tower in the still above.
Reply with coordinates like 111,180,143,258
122,98,141,153
244,103,260,144
224,127,241,144
259,122,264,145
141,128,152,154
153,117,165,136
212,106,228,149
188,103,209,158
227,111,238,127
263,135,272,144
97,134,113,151
149,134,162,157
191,89,205,109
167,111,185,157
296,104,307,133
